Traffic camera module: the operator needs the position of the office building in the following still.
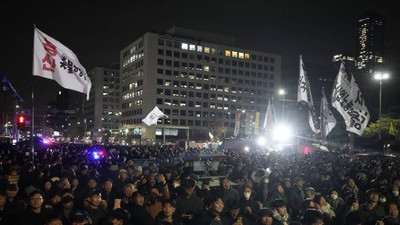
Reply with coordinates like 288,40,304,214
120,27,281,144
357,11,385,73
84,64,121,136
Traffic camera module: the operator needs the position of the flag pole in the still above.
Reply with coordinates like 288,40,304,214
31,25,36,165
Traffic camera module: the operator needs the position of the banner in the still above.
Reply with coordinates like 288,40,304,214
33,28,92,100
297,55,320,134
254,112,260,135
1,74,23,102
142,106,166,126
331,63,369,136
331,63,352,128
320,88,337,139
297,55,308,103
234,111,242,137
389,121,399,140
348,75,370,135
263,98,276,129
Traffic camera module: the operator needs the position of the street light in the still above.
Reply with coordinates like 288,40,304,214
374,72,389,141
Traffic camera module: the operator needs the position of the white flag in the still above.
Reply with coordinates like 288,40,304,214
209,132,214,140
297,55,320,134
142,106,166,126
331,63,352,128
320,88,337,139
348,75,370,135
33,28,92,100
263,98,276,129
331,63,369,136
297,55,308,103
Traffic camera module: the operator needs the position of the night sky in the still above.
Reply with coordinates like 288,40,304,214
1,0,399,124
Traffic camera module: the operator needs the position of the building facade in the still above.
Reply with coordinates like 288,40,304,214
357,11,385,73
84,65,121,136
120,27,281,144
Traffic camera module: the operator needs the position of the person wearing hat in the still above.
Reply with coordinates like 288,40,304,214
83,189,108,225
175,178,204,224
341,178,359,200
4,183,26,225
264,183,288,208
78,164,90,189
197,180,211,200
75,176,100,209
154,199,182,225
302,209,324,225
258,208,280,225
270,199,290,225
358,188,386,225
113,168,132,197
71,209,91,225
287,176,305,220
333,194,360,225
325,188,345,215
221,198,256,225
109,208,132,225
53,188,77,224
305,187,316,200
43,213,63,225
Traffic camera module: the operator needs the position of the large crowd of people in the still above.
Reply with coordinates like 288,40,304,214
0,140,400,225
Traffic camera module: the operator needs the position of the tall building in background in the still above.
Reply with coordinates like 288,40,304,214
120,26,281,144
84,64,120,136
356,11,385,73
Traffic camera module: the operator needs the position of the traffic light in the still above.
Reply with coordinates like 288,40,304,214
17,115,26,129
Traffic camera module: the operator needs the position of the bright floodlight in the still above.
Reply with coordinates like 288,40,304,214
257,137,266,146
374,73,389,80
273,124,292,142
279,89,286,96
244,146,250,152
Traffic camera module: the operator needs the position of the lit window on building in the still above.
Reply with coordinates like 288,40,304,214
245,53,250,59
204,47,210,53
189,44,196,51
204,66,210,72
232,51,238,58
225,50,231,57
181,43,188,50
197,46,203,52
238,52,244,59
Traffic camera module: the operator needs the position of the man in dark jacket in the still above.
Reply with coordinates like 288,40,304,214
287,176,305,221
83,189,108,225
17,190,53,225
175,178,204,225
218,177,240,214
358,189,386,225
2,184,25,225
